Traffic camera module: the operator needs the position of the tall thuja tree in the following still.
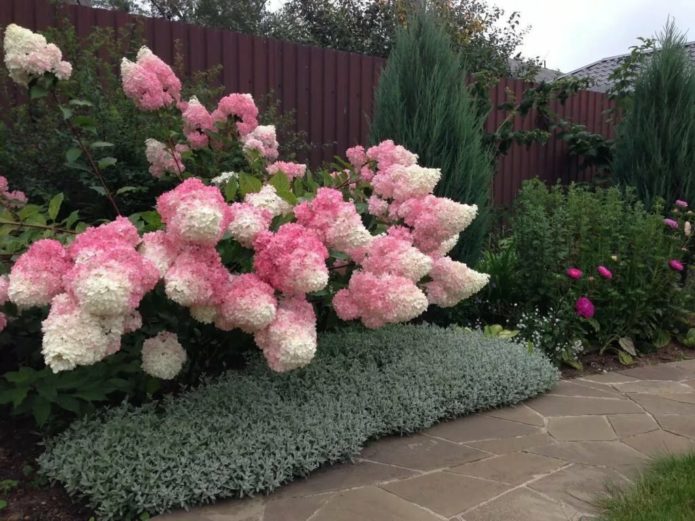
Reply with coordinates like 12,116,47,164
613,22,695,210
370,10,492,264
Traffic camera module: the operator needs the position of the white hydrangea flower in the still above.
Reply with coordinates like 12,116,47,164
211,171,239,185
190,305,217,324
72,265,133,317
245,185,292,217
438,234,460,255
141,331,187,380
390,164,441,201
173,201,226,245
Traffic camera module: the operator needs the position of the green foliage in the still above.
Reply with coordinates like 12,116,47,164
39,324,558,520
494,180,692,361
370,10,492,264
598,452,695,521
613,22,695,210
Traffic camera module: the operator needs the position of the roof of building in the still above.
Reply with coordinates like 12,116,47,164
564,41,695,92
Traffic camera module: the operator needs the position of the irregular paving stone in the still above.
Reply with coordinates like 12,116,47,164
655,415,695,438
627,393,695,415
275,460,416,498
619,365,692,381
155,498,264,521
529,464,630,515
654,393,695,404
548,381,626,399
485,405,545,426
449,452,566,485
684,380,695,390
623,430,695,457
579,373,640,385
608,414,660,438
527,441,648,472
381,471,510,517
311,486,442,521
526,395,642,416
263,494,332,521
672,359,695,371
613,380,695,394
360,433,487,471
426,415,540,443
548,416,617,441
464,488,581,521
467,433,555,454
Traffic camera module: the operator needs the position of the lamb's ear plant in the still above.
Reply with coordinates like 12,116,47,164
39,324,559,521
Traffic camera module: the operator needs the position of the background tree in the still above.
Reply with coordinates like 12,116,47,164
612,21,695,210
370,9,492,264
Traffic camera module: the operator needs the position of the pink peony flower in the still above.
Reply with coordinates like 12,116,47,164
675,200,688,209
669,259,684,272
575,296,595,319
597,265,613,279
664,218,679,230
566,267,583,280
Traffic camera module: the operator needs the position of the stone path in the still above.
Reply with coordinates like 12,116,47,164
157,359,695,521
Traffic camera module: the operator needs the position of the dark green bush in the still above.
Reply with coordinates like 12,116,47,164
370,11,492,264
39,324,557,520
613,22,695,210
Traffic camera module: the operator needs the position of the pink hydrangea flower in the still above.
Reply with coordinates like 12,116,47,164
9,239,72,308
597,265,613,279
359,233,432,282
145,139,187,178
211,93,259,136
367,195,389,217
3,24,72,86
157,178,232,246
366,140,418,171
425,257,490,308
138,231,181,278
345,145,367,169
242,125,279,161
227,202,273,248
332,271,428,329
254,296,317,372
669,259,684,272
215,274,277,333
121,46,181,111
164,245,229,307
664,218,679,230
0,176,27,208
253,223,329,295
371,164,441,202
181,96,213,149
675,200,688,209
294,188,372,255
575,296,595,319
266,161,307,180
566,267,583,280
396,196,478,253
68,216,141,262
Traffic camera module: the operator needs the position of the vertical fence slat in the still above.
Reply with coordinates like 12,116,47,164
335,51,350,157
323,49,337,161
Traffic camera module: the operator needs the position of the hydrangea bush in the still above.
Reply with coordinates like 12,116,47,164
1,25,489,380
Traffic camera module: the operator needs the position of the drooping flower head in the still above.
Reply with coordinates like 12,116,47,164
254,296,317,372
157,178,232,246
3,24,72,86
253,223,329,295
181,96,213,149
121,47,181,111
141,331,187,379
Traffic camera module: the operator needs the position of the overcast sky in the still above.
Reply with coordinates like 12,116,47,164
492,0,694,72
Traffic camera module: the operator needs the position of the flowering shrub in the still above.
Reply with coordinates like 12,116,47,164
0,26,488,382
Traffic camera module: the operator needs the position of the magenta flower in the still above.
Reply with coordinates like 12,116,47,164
566,267,583,280
669,259,684,272
664,218,678,230
575,296,595,319
597,265,613,279
675,199,688,209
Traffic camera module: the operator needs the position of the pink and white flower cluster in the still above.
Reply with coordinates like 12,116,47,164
121,46,182,111
0,176,27,209
8,218,159,372
3,24,72,86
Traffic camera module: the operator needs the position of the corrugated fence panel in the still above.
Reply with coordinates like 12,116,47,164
1,0,616,206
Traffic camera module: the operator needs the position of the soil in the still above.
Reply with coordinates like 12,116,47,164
0,417,92,521
562,341,695,379
1,343,693,521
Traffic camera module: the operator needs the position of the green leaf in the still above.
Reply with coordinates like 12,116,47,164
90,186,107,196
29,84,48,99
97,157,117,170
0,499,6,511
0,386,29,407
587,318,601,332
224,180,238,202
90,141,114,149
4,367,37,385
268,172,291,193
618,337,637,356
65,148,82,164
48,193,64,221
238,173,262,197
32,396,51,426
276,188,298,205
116,186,146,195
618,350,635,366
55,395,81,414
73,115,97,129
653,330,671,349
64,210,80,229
36,382,58,401
60,106,73,120
69,99,93,107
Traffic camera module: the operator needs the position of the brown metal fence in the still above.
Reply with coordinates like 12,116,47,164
0,0,615,206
